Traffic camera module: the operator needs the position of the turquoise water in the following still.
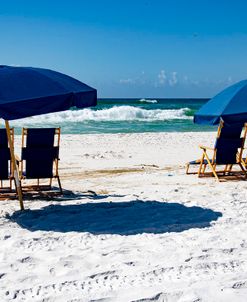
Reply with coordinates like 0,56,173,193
5,98,214,134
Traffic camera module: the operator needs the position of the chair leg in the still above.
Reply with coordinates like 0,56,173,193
204,152,220,181
198,154,205,177
228,164,233,173
223,165,229,175
186,163,199,175
186,163,190,174
241,158,246,168
238,163,247,178
14,178,23,198
57,177,63,194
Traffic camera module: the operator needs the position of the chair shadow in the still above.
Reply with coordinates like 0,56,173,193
21,189,125,201
8,200,222,235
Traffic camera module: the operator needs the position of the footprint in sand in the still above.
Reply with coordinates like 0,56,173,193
49,267,56,276
232,281,247,289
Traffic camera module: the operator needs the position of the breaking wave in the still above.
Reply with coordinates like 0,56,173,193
8,106,192,126
139,98,158,104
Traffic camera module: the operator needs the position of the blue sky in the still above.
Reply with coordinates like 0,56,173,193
1,0,247,98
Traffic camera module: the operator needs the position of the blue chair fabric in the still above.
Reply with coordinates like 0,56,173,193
0,129,11,180
21,128,59,179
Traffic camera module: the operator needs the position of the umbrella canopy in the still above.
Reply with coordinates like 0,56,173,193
0,65,97,120
194,80,247,125
0,65,97,210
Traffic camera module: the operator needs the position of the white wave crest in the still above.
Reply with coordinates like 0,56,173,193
139,98,158,104
6,106,191,126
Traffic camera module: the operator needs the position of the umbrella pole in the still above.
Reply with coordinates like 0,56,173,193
5,120,24,210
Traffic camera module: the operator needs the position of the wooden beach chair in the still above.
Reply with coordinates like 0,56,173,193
0,128,14,193
17,128,62,194
186,121,247,181
240,143,247,169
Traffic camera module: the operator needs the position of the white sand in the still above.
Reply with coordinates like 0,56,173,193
1,132,247,301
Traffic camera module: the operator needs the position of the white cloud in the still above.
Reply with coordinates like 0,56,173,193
227,76,232,84
119,71,148,86
157,69,167,85
169,71,178,86
183,75,188,82
119,78,135,84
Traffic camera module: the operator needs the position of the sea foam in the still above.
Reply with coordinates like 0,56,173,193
6,106,191,126
139,98,158,104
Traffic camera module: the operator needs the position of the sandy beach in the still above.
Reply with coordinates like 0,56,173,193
1,132,247,301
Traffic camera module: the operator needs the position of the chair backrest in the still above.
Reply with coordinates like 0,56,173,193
214,122,244,164
0,128,12,180
21,128,60,179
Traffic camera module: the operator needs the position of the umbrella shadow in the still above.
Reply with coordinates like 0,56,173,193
8,200,222,235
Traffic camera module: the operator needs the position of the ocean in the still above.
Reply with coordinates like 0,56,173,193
3,98,214,134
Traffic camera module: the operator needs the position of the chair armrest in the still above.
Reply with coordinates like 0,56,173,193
199,145,214,151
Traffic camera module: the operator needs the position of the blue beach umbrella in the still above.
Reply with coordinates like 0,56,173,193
194,80,247,125
0,65,97,210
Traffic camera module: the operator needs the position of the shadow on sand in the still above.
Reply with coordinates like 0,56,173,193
8,200,222,235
